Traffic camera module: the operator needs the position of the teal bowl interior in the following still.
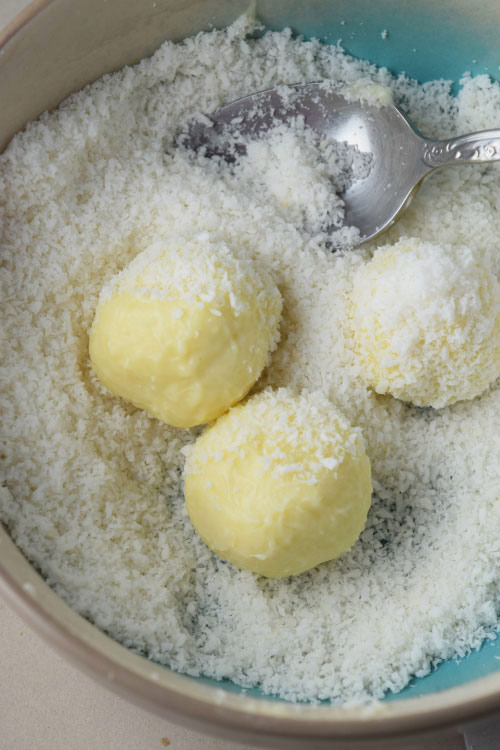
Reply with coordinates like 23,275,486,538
191,0,500,705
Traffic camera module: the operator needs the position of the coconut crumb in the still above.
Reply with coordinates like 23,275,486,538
2,17,500,705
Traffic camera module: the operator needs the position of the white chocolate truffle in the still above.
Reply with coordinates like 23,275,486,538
89,236,282,427
350,238,500,408
184,388,372,578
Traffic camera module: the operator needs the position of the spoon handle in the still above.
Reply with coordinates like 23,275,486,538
422,130,500,168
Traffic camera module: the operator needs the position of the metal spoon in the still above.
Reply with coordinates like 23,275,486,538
182,81,500,244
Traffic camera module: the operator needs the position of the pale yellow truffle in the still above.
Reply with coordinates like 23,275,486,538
184,388,372,578
350,238,500,408
89,237,282,427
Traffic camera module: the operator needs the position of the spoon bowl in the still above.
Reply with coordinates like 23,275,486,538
183,82,500,244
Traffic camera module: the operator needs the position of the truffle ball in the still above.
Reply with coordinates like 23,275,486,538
89,236,282,427
184,388,372,578
350,238,500,408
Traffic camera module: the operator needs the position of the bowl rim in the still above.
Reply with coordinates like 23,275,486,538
0,0,52,48
2,525,500,742
2,0,500,741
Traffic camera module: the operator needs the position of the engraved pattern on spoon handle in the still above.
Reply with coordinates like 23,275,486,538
422,130,500,168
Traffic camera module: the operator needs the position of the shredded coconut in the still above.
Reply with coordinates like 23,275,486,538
240,120,372,239
97,234,281,325
184,387,366,485
2,16,500,704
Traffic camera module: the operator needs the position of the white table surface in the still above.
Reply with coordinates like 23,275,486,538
0,2,496,749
